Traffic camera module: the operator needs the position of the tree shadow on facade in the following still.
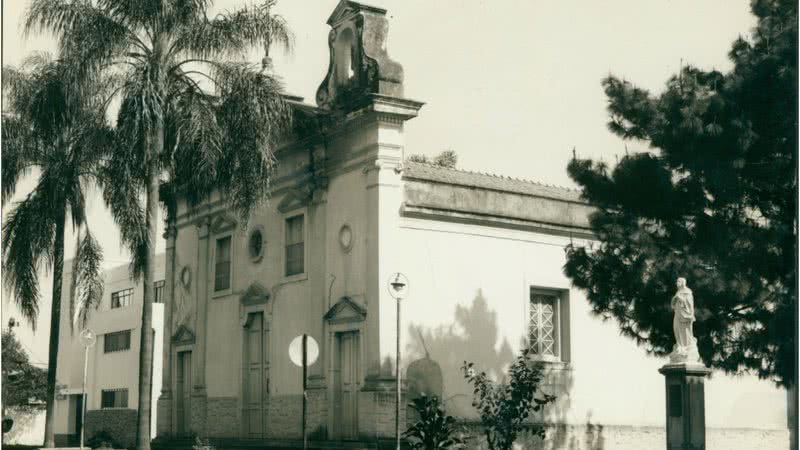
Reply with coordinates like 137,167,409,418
405,290,603,449
406,290,515,419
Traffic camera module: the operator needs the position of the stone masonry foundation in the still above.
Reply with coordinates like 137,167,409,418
458,423,789,450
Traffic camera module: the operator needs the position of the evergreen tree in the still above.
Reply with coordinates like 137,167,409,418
565,0,796,388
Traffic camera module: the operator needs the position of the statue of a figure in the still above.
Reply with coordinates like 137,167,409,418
669,277,700,363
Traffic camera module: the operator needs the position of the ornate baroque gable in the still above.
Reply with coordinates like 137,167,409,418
316,0,404,110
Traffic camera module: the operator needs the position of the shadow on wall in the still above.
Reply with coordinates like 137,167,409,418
405,289,605,450
406,290,515,419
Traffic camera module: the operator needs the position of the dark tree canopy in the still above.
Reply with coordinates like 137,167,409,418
2,327,48,410
565,0,797,387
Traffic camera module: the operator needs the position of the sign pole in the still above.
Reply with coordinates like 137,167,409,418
78,329,95,450
81,344,89,450
395,296,401,450
302,334,308,450
289,333,318,449
387,273,409,450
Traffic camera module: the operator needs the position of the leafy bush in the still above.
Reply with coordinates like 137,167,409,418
462,347,556,450
192,436,215,450
87,430,121,449
403,395,467,449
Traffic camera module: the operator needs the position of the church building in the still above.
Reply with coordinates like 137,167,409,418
154,1,789,448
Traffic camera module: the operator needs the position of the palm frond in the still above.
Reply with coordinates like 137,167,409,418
1,115,40,203
99,139,149,281
1,190,57,328
171,0,293,60
210,61,291,220
27,0,138,89
70,227,104,331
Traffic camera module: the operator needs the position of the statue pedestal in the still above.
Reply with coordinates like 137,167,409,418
658,362,712,450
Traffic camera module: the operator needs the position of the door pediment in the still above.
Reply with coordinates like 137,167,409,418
240,282,271,306
172,325,195,345
324,296,367,323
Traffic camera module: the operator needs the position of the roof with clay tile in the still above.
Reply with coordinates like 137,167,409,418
402,161,586,204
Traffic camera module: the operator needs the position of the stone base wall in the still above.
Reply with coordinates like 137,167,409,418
206,397,239,438
156,395,172,437
267,394,302,438
85,408,138,449
458,423,790,450
190,392,207,435
306,388,328,439
358,389,406,440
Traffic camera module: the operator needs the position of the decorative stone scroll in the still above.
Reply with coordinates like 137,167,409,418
315,0,404,110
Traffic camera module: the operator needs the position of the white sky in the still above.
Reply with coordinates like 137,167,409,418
2,1,756,362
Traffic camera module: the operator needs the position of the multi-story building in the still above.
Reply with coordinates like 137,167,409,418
54,255,165,448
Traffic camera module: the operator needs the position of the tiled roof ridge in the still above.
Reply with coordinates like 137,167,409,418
403,160,583,196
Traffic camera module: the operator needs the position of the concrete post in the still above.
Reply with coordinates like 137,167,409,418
659,363,712,450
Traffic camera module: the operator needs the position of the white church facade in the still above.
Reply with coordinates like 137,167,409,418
153,2,789,448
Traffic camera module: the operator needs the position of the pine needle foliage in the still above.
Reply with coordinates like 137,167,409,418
564,0,797,388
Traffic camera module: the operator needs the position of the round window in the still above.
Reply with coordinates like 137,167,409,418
339,224,353,253
180,266,192,289
248,227,265,262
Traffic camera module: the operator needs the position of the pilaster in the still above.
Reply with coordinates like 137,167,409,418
156,223,177,437
194,217,210,401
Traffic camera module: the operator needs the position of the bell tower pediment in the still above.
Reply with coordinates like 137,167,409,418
316,0,404,110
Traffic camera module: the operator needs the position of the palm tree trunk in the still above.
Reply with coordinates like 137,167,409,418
43,209,66,448
136,121,162,450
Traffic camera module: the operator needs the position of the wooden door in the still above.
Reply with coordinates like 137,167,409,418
244,312,270,438
176,351,192,435
333,331,360,439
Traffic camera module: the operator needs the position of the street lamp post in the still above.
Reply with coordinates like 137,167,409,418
388,273,409,450
79,329,97,450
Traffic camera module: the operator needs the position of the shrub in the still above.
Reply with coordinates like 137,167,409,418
87,430,121,449
462,347,556,450
403,395,467,449
192,436,215,450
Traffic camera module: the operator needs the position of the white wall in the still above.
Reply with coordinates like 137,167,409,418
394,217,787,430
54,255,165,437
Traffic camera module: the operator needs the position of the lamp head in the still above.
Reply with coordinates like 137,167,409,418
387,272,409,299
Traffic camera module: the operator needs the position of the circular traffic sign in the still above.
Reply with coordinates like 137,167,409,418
289,334,319,367
80,329,97,348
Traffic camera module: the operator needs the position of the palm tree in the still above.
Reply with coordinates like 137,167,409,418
2,53,109,448
25,2,294,449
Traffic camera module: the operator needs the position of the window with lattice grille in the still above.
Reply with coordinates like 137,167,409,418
529,292,559,358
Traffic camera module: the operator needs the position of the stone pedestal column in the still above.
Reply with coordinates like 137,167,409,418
658,363,712,450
